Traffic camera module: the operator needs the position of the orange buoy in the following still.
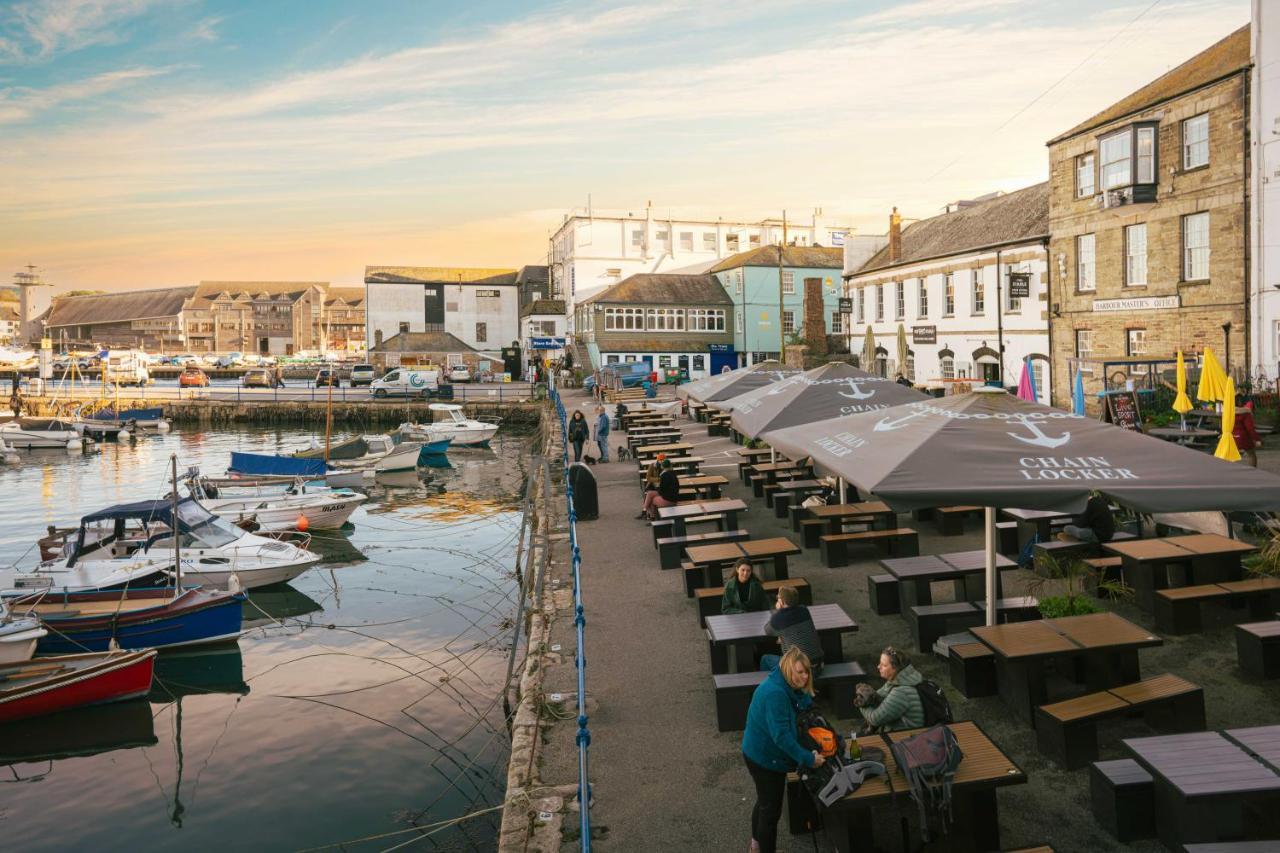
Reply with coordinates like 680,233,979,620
296,514,310,532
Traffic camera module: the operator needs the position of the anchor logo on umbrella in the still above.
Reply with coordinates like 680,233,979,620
838,380,874,401
1007,417,1071,448
873,409,928,431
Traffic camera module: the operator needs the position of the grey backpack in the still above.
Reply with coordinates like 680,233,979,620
888,724,964,840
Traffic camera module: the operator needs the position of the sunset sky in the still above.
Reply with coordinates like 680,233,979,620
0,0,1252,292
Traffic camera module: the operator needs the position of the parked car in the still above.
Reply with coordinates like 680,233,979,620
314,368,340,388
217,352,244,369
179,365,209,387
242,368,274,388
349,363,376,387
369,368,439,398
447,365,472,383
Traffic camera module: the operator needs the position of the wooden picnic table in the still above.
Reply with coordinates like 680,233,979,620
1001,507,1073,550
627,431,681,450
768,479,826,518
1124,726,1280,849
815,720,1026,853
634,442,693,460
1147,426,1218,445
685,536,800,593
806,501,896,535
704,602,857,674
881,551,1017,609
972,612,1163,725
636,456,703,481
738,447,773,460
657,498,746,538
626,423,676,435
1104,534,1254,610
677,474,727,499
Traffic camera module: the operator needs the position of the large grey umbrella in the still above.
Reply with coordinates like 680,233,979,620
677,359,799,405
765,387,1280,624
725,361,928,440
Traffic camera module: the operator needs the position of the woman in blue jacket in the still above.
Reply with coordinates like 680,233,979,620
741,647,824,853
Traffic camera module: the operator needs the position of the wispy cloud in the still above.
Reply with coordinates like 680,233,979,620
0,65,172,123
188,16,221,43
852,0,1023,27
0,0,171,62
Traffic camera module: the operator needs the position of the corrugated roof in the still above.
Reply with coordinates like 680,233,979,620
857,183,1049,275
1049,25,1250,145
364,266,518,285
193,281,326,306
370,331,476,353
708,245,843,273
521,298,565,317
596,336,722,353
578,273,733,306
46,286,196,328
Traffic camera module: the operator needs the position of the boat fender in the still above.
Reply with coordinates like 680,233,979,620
66,438,83,452
228,573,243,594
296,514,310,532
118,428,131,441
157,420,171,432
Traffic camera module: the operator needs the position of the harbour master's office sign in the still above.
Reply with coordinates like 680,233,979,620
1092,295,1180,313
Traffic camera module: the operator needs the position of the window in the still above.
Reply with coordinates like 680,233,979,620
917,279,928,318
606,354,619,365
944,273,955,316
1075,329,1093,373
1126,328,1148,373
830,311,844,334
1183,212,1210,281
1077,234,1096,291
656,229,669,247
692,355,705,371
905,354,915,382
679,232,694,251
1076,153,1096,197
1125,223,1147,286
647,308,685,331
782,310,795,334
782,271,795,295
727,233,740,252
702,232,716,251
972,269,985,314
688,308,726,332
475,322,487,343
1136,126,1155,184
1031,360,1046,400
605,307,645,330
748,233,761,248
875,286,883,321
1100,130,1131,189
856,288,865,323
941,356,955,380
895,281,905,319
624,354,636,362
1183,114,1209,169
658,355,672,368
538,320,558,335
398,321,410,334
631,229,643,248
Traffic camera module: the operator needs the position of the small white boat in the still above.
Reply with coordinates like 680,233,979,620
0,608,46,665
186,477,367,531
400,404,499,447
1,418,85,450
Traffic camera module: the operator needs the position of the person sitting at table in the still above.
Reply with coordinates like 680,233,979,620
637,453,665,515
761,586,823,674
741,647,822,853
1233,396,1262,467
722,559,767,615
854,646,924,733
639,457,681,520
1057,491,1115,544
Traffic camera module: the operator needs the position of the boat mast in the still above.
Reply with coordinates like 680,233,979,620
170,454,181,598
324,376,333,465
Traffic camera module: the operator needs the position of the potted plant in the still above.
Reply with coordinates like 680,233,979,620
1027,550,1132,618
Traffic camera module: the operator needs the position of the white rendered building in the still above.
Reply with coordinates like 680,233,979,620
1252,4,1280,380
364,266,520,356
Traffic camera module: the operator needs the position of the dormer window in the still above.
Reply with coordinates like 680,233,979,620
1098,122,1159,202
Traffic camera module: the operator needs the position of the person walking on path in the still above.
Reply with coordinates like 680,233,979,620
8,385,22,418
567,410,589,463
741,647,823,853
274,365,285,388
1234,396,1262,467
722,559,767,615
854,646,925,733
593,406,610,462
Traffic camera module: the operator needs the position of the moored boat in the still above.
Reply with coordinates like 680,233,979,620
185,474,366,531
0,649,157,723
0,612,46,664
400,403,499,447
0,418,86,450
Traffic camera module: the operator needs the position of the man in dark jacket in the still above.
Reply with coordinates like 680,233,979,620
641,458,681,519
593,406,610,462
761,586,824,673
1059,491,1115,543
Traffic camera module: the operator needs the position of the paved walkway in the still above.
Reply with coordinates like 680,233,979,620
555,388,1280,853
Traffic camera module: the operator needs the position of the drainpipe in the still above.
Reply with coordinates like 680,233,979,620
995,249,1004,385
1243,70,1253,385
1042,237,1054,405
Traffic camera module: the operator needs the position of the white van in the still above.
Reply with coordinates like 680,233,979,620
370,368,440,398
104,350,150,386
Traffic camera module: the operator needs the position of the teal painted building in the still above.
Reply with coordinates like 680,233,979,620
709,246,845,366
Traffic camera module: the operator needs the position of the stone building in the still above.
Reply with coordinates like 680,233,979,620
44,286,195,350
845,185,1050,400
1047,26,1251,409
185,281,330,355
323,287,367,353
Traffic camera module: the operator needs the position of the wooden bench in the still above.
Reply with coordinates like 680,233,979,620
1235,620,1280,678
651,513,724,547
867,573,900,615
949,642,996,698
935,505,980,536
1035,673,1206,769
656,528,749,570
1033,530,1136,564
712,660,866,732
1153,577,1280,634
694,578,811,627
1090,758,1155,842
819,528,919,567
910,598,1040,653
1083,556,1123,595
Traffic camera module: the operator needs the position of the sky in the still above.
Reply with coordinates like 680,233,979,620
0,0,1253,292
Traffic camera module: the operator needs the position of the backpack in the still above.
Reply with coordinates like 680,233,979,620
916,679,953,726
795,709,886,809
889,724,964,841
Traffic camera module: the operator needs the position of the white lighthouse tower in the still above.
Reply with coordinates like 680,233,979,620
12,265,51,345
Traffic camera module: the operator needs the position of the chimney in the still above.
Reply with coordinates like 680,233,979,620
888,207,902,264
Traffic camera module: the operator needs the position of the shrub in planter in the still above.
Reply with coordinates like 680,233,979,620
1037,595,1101,619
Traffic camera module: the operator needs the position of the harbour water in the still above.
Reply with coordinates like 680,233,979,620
0,426,531,851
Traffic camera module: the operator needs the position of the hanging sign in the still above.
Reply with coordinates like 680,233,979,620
838,297,853,314
912,326,937,345
1008,272,1031,299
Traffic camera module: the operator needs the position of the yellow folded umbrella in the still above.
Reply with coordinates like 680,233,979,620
1197,348,1227,403
1172,351,1193,415
1215,377,1241,461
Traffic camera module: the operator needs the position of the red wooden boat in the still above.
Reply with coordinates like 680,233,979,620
0,650,156,723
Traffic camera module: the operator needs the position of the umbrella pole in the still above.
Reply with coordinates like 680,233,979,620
985,507,997,627
837,476,845,503
770,448,776,464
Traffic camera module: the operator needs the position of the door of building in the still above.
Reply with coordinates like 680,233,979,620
259,337,270,355
980,361,999,383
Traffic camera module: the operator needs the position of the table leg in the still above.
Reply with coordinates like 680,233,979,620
996,658,1043,726
821,802,872,853
774,493,791,520
709,484,722,499
899,578,932,609
819,629,845,664
773,556,789,582
673,517,687,538
701,564,720,592
725,510,739,530
709,639,728,674
1122,558,1156,611
949,787,1001,853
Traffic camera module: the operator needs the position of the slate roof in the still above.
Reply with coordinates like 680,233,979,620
364,266,518,285
596,337,722,353
325,287,365,307
516,265,549,284
370,331,476,353
193,281,326,305
856,183,1049,275
708,245,843,273
0,305,17,323
578,273,733,306
521,299,565,317
45,286,196,328
1049,25,1250,145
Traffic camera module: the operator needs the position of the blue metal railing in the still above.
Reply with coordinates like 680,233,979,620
548,382,591,851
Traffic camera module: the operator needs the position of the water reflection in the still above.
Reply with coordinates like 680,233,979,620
239,584,323,629
0,699,157,772
150,642,249,700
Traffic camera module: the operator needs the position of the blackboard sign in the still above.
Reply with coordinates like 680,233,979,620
1008,272,1031,299
838,297,853,314
1103,390,1142,431
912,325,937,345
